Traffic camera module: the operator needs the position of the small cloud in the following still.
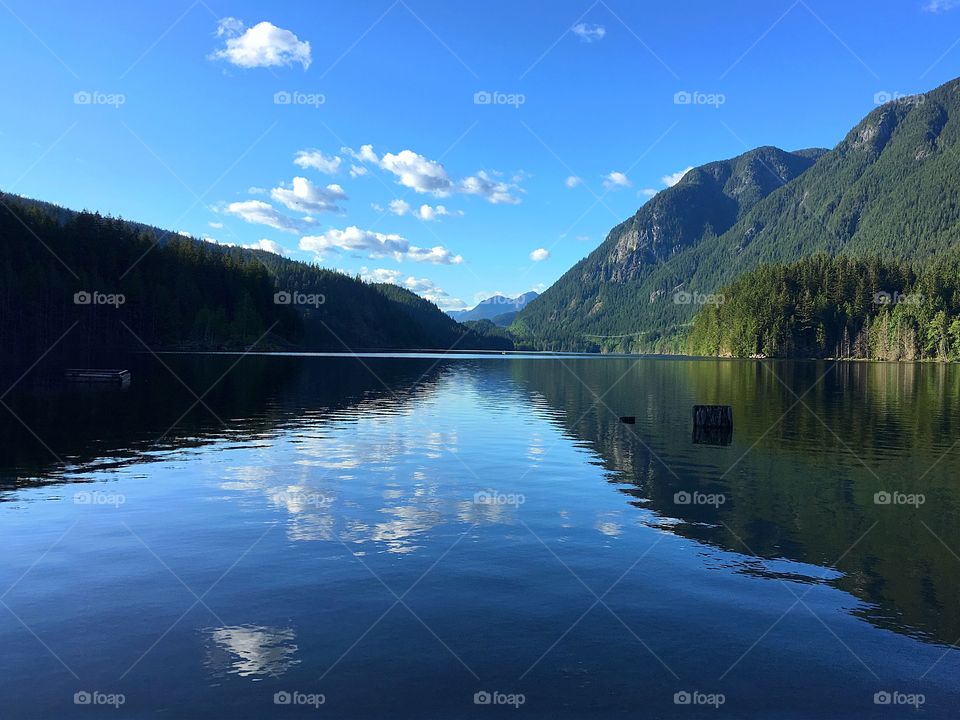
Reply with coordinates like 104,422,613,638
223,200,303,233
299,226,463,265
208,221,224,229
925,0,960,11
529,247,550,262
565,175,582,188
349,165,368,178
602,171,631,190
246,239,289,256
247,186,268,195
342,144,379,163
460,170,523,205
661,166,693,187
271,177,347,214
293,149,341,174
572,23,606,42
638,188,657,198
209,18,311,70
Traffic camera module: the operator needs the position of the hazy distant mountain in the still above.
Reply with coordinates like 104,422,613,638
449,291,538,324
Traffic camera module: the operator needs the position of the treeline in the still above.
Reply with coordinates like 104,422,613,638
0,193,508,376
687,253,960,360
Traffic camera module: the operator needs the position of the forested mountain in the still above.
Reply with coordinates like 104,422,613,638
448,291,538,324
688,252,960,361
515,76,960,353
511,147,827,351
0,193,507,376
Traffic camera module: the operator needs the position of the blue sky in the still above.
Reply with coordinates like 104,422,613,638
2,0,959,310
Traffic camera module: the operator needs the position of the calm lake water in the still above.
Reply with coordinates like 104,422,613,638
1,354,959,718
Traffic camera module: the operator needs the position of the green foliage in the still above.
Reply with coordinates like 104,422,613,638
687,252,960,360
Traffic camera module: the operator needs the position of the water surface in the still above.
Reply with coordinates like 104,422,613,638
1,355,958,718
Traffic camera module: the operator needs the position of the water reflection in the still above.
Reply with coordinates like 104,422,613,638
204,625,299,678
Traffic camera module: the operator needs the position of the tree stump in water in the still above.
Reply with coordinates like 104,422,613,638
692,405,733,428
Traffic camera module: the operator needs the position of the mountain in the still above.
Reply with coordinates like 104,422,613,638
449,291,538,324
516,76,960,353
511,147,827,351
0,192,506,376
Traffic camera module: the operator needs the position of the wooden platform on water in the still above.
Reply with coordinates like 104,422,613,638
64,369,131,384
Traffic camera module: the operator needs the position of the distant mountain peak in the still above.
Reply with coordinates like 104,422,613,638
448,291,539,324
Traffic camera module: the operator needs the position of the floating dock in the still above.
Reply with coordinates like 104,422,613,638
64,369,131,385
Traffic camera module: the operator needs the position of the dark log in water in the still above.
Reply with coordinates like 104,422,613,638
692,405,733,428
65,369,131,385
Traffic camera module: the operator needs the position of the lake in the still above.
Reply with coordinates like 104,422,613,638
1,354,958,718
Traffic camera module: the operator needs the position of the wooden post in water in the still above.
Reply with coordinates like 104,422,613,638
692,405,733,428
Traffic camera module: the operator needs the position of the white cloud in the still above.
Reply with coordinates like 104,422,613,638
245,239,289,256
224,200,302,233
925,0,960,11
293,150,341,174
602,171,632,190
565,175,582,188
359,267,465,310
210,18,311,69
388,199,412,216
177,230,192,237
662,166,693,187
342,144,378,163
349,164,368,178
247,186,267,195
270,177,347,214
461,170,522,204
529,247,550,262
572,23,606,42
406,246,463,264
299,226,463,264
389,199,459,221
639,188,657,198
380,150,454,196
208,221,224,229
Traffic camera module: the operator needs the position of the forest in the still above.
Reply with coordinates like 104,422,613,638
687,253,960,360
